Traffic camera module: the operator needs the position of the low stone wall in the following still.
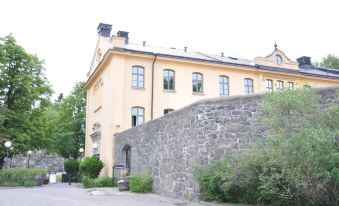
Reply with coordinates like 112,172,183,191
114,86,338,201
4,150,64,171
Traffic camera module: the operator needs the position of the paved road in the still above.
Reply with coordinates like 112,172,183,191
0,183,207,206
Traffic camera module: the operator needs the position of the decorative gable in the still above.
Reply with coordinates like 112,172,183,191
255,43,299,70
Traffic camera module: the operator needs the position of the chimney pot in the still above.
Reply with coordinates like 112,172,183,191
297,56,312,69
97,23,112,38
184,47,187,52
117,31,129,44
221,52,224,57
143,41,146,46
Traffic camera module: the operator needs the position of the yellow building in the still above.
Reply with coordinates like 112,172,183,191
85,23,339,176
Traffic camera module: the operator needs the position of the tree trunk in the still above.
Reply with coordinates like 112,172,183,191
0,157,5,169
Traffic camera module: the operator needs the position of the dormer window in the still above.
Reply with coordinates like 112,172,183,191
275,55,282,65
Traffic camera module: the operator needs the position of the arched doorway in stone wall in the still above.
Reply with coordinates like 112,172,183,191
122,145,131,174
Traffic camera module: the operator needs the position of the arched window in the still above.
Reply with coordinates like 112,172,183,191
192,72,203,93
122,145,131,173
164,108,174,115
132,66,144,88
275,55,282,65
163,69,175,90
131,107,144,127
219,75,229,96
244,78,253,94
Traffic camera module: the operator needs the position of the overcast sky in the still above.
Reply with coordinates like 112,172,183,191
1,0,338,98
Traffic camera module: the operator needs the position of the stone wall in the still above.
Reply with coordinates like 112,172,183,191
3,150,65,171
114,86,339,201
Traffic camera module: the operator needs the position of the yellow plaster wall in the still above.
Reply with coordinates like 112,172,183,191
85,51,339,176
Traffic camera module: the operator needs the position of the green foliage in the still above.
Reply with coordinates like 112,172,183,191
0,34,52,168
79,157,104,178
47,82,86,159
260,88,319,137
195,88,339,206
82,176,95,188
23,180,39,187
319,54,339,69
128,173,153,193
0,167,47,186
64,159,80,177
95,176,113,187
81,176,113,188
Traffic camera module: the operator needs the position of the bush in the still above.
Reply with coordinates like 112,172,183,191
96,176,113,187
64,159,80,177
79,157,104,178
82,176,95,188
129,174,153,193
23,180,39,187
194,88,339,206
0,167,47,186
81,176,113,188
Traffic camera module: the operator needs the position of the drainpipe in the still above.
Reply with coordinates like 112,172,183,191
151,53,157,120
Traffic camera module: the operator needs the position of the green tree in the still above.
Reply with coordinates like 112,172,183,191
64,159,80,185
49,82,86,159
0,35,52,169
319,54,339,69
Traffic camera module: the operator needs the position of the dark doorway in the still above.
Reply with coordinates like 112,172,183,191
122,145,131,173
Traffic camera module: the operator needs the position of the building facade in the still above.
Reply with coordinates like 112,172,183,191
85,23,339,176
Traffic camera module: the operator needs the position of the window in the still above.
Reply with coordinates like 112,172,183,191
131,107,144,127
244,78,253,94
275,55,282,65
192,72,203,93
265,79,273,92
163,69,175,90
288,82,294,90
132,66,144,88
164,108,174,115
219,75,229,96
276,81,284,90
303,85,311,88
93,78,103,111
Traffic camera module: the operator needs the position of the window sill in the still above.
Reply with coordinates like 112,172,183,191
163,89,176,93
94,106,102,113
192,92,204,96
131,87,145,90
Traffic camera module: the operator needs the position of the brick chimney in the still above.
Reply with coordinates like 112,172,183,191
97,23,112,38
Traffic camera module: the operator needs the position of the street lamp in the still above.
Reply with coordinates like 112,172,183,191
27,150,32,168
4,141,11,168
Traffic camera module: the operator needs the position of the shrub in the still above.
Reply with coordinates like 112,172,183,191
64,159,80,184
23,180,39,187
64,159,80,177
194,88,339,206
81,176,113,188
96,176,113,187
82,176,95,188
129,174,153,193
79,157,104,178
0,167,47,186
